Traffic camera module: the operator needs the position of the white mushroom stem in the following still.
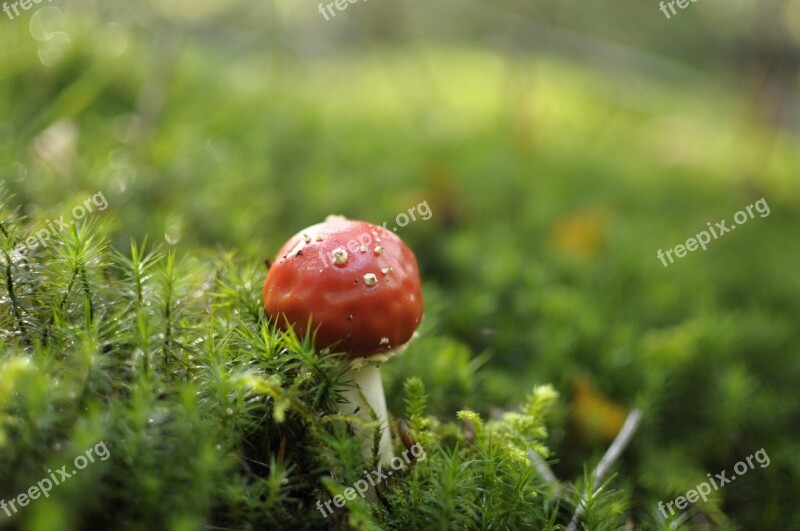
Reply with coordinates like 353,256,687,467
340,359,394,465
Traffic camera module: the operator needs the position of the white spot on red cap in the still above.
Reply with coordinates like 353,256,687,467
363,273,378,286
332,248,348,266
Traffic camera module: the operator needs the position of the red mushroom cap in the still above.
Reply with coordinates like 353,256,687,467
262,217,423,359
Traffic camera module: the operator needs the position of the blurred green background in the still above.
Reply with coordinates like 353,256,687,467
1,0,800,529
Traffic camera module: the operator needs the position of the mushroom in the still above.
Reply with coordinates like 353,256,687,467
262,216,424,464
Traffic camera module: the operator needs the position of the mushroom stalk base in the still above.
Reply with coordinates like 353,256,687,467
340,360,394,465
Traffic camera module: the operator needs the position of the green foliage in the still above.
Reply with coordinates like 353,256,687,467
384,384,560,530
0,197,633,529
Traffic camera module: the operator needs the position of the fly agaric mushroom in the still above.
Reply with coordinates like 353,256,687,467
263,216,423,464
